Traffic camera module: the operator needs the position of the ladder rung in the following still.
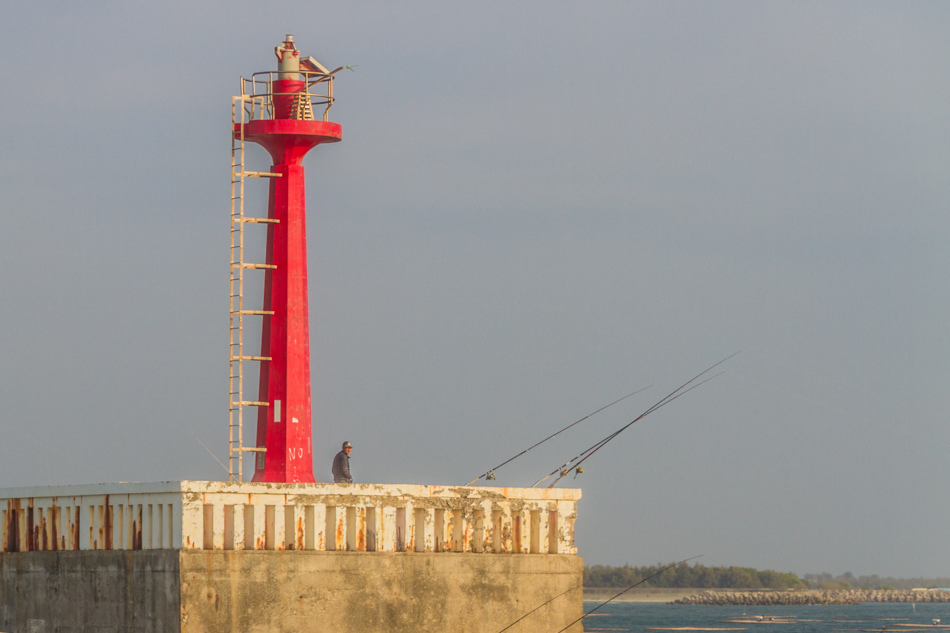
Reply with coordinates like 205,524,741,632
234,310,274,316
238,218,280,224
242,171,283,178
233,263,276,269
239,447,267,453
231,355,272,361
231,401,269,407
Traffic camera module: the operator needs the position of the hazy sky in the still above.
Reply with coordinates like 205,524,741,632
1,2,948,579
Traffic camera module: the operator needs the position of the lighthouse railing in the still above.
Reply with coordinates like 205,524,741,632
240,71,335,122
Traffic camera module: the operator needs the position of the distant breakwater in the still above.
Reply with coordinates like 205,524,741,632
672,590,950,605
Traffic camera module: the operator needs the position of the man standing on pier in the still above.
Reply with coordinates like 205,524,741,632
332,441,353,483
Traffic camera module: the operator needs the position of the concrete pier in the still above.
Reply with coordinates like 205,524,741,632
1,481,583,632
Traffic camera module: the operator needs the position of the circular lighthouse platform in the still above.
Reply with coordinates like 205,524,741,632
235,119,342,164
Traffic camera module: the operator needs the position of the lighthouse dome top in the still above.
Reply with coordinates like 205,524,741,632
275,34,333,79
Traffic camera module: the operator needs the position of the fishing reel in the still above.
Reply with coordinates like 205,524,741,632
486,471,496,480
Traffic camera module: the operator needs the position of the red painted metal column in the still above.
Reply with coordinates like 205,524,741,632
238,76,341,482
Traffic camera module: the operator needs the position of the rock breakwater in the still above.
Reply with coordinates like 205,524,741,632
672,590,950,606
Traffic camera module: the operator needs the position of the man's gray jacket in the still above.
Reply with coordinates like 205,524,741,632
332,451,352,483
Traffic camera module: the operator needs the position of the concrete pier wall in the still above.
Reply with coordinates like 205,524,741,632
1,550,581,632
179,550,582,633
1,481,583,632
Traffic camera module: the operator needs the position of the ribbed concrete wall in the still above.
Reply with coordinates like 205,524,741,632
2,481,580,556
1,550,583,633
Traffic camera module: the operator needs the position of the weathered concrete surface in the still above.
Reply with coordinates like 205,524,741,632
179,551,583,633
0,550,181,632
1,550,582,632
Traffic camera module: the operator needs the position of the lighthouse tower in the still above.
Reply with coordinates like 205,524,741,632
229,35,342,482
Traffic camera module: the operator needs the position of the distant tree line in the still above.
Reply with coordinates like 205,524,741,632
802,572,950,591
585,564,950,591
584,562,807,590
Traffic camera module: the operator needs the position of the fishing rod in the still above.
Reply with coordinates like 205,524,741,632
544,372,725,488
495,583,582,633
535,352,741,488
532,373,722,489
536,360,734,489
552,556,702,633
463,385,653,486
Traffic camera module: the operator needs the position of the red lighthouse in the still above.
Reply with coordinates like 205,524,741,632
229,36,342,482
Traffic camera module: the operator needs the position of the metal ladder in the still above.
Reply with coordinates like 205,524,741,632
228,91,280,482
291,92,314,121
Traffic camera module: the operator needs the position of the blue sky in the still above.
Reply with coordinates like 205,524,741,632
1,1,949,578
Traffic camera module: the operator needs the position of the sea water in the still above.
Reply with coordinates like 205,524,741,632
580,601,950,633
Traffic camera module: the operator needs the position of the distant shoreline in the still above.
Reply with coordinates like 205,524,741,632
583,588,950,605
